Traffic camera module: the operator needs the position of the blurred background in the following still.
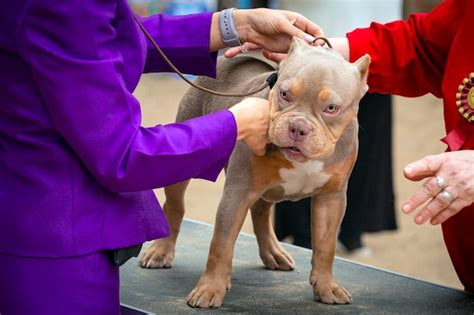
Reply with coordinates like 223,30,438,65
129,0,460,289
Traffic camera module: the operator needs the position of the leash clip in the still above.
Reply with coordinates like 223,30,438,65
266,72,278,89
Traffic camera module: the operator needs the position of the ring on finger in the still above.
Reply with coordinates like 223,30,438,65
439,189,454,204
436,176,446,190
239,44,249,53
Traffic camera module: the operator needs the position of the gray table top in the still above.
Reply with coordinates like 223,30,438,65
120,219,474,314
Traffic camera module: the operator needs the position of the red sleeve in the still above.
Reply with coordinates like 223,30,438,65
346,0,466,98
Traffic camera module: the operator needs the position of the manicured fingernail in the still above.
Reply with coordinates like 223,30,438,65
304,34,316,43
402,204,411,213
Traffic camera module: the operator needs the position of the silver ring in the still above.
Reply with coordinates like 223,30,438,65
439,189,454,204
239,44,248,53
436,176,446,190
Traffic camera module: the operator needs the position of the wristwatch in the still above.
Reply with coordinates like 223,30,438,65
219,8,242,47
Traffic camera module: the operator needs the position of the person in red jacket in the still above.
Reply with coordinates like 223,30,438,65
335,0,474,294
229,0,474,294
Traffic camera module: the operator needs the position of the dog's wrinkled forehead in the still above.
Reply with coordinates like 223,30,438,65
275,38,369,101
277,49,354,96
309,45,345,60
280,45,349,75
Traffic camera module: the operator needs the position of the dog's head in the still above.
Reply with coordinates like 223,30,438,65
268,37,370,162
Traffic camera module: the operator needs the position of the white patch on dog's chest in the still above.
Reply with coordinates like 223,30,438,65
279,160,331,196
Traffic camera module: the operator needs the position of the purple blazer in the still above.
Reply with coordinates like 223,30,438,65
0,0,236,257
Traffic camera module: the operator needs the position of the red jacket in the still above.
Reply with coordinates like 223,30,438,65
347,0,474,293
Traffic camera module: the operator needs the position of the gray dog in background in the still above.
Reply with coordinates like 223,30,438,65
140,37,370,308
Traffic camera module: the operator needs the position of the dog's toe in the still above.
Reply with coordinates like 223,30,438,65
311,273,352,305
140,256,172,269
139,241,175,269
187,287,224,308
261,247,295,271
186,277,227,308
331,285,352,304
314,281,352,304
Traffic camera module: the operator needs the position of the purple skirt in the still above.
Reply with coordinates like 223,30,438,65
0,251,120,315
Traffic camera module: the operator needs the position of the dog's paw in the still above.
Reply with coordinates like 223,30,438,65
139,239,175,269
259,242,295,271
310,274,352,304
186,275,230,308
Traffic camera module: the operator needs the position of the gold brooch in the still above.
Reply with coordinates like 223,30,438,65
456,72,474,123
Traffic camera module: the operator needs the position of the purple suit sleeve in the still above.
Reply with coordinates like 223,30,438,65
139,13,218,77
18,0,236,192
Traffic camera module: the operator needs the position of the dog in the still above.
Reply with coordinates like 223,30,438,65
139,37,370,308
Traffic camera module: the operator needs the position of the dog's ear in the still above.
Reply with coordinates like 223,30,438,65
354,54,371,83
287,36,309,55
354,54,370,94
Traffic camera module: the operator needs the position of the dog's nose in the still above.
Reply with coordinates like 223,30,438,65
288,117,311,141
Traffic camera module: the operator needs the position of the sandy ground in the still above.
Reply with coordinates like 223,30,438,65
134,73,462,290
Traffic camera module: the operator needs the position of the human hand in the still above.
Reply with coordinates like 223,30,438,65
224,8,323,59
402,151,474,225
228,36,350,64
229,97,271,156
225,42,287,63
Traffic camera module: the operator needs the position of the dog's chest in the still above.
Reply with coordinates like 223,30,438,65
277,160,331,197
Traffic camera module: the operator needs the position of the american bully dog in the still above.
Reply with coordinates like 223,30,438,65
140,37,370,308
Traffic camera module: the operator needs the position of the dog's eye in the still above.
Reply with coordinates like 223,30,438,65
323,104,340,114
279,90,290,101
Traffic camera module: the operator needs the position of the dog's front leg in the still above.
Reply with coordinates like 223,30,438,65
310,191,352,304
187,182,256,308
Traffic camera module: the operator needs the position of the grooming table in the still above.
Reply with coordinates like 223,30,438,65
120,219,474,314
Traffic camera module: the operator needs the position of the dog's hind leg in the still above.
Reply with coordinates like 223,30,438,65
250,198,295,271
139,180,190,269
139,79,211,269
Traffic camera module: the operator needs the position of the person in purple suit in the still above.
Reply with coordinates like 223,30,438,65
0,1,322,314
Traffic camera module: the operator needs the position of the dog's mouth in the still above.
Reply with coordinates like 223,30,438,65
287,146,300,152
280,146,308,162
